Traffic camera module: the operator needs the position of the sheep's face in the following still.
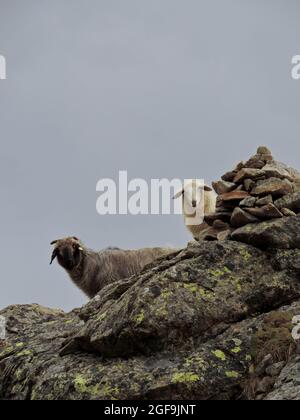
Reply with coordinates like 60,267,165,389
185,183,203,212
50,237,84,271
174,181,212,216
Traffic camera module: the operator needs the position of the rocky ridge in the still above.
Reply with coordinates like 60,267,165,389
1,239,300,400
1,147,300,400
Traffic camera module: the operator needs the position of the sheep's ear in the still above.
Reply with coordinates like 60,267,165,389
50,249,58,265
50,240,58,245
173,189,184,199
204,185,213,192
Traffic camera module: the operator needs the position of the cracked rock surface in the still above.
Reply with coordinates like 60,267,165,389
1,240,300,400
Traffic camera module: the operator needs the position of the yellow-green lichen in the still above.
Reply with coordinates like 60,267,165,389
231,347,241,354
217,274,242,293
15,368,24,381
134,310,145,325
97,311,107,322
232,338,242,346
161,290,171,299
172,372,200,384
207,266,243,293
31,389,38,400
184,355,207,371
16,349,33,357
102,384,120,399
74,375,119,399
155,306,168,318
225,371,240,379
198,288,215,301
33,305,63,317
74,375,98,394
239,248,251,262
212,350,226,361
183,283,214,302
184,283,198,293
208,267,232,278
65,319,76,325
230,276,242,292
0,345,14,358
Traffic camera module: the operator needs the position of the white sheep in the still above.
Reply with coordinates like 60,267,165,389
173,179,216,240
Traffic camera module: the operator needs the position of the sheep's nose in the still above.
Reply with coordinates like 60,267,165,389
192,200,197,208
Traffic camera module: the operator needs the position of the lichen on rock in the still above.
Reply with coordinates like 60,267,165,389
1,237,300,400
1,146,300,400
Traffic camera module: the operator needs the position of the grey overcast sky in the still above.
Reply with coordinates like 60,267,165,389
0,0,300,311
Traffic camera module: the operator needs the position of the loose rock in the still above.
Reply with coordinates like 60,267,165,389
257,146,271,155
256,195,273,206
263,162,294,182
221,171,237,182
274,192,300,211
244,179,256,191
244,159,266,169
234,168,265,184
205,211,232,226
220,191,250,202
251,178,293,197
212,180,236,195
231,216,300,249
246,204,283,220
281,208,297,217
240,197,257,208
230,207,259,228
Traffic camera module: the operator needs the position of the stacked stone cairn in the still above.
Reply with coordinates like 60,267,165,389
200,146,300,247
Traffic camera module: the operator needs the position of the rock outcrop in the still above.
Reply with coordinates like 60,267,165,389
1,240,300,400
1,146,300,400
